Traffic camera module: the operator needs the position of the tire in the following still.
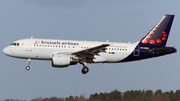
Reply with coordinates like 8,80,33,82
81,67,89,74
26,66,30,70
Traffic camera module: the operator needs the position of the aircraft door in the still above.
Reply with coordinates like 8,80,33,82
26,40,32,46
26,40,32,51
133,45,139,56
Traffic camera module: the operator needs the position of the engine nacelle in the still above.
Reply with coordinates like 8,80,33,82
52,54,77,68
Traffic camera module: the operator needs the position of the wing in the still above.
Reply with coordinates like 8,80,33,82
71,44,109,59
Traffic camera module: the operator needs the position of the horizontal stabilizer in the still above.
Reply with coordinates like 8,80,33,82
151,47,174,53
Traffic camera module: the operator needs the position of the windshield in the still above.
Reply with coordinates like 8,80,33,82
10,43,19,46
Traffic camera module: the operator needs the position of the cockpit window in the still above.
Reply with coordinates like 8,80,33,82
10,43,20,46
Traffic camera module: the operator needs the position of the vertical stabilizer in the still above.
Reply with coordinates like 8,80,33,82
139,15,174,47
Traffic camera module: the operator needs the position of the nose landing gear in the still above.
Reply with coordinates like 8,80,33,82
26,59,31,71
26,66,30,70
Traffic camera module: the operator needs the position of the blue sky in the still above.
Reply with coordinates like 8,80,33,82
0,0,180,100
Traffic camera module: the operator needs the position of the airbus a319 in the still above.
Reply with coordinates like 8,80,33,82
3,15,177,74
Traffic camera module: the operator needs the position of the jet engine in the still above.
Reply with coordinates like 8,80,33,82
52,54,77,68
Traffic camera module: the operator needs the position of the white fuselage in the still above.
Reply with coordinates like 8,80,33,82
3,38,139,63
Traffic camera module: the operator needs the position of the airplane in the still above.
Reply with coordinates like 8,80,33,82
3,14,177,74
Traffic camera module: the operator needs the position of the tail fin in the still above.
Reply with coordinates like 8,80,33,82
139,15,174,47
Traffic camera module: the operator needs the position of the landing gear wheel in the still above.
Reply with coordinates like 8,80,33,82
81,67,89,74
26,66,30,71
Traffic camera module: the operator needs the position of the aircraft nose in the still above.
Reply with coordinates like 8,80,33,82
3,47,11,56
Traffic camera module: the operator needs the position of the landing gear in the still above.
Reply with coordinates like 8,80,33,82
80,61,89,74
26,59,31,71
82,66,89,74
26,66,30,70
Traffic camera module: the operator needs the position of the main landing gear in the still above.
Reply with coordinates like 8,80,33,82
80,61,89,74
26,59,31,71
82,66,89,74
